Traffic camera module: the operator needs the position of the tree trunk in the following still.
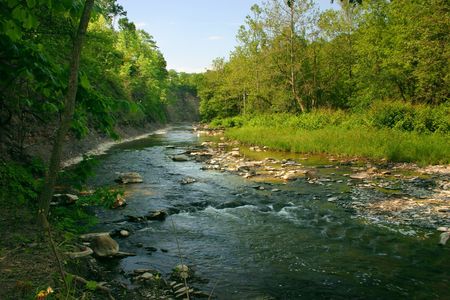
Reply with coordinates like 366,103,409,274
38,0,95,226
288,0,305,113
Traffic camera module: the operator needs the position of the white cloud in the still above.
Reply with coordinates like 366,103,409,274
208,35,224,41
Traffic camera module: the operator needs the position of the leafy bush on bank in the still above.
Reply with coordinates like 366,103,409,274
210,101,450,134
209,102,450,165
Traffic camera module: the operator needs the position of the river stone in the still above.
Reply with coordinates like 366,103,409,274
181,177,196,185
437,227,448,232
217,199,248,209
134,268,159,275
91,234,119,257
437,207,449,213
175,286,194,298
282,173,298,181
113,194,127,208
116,172,143,184
327,197,338,202
139,272,154,281
119,230,129,237
79,232,110,241
230,150,240,157
146,210,167,221
439,232,449,246
52,194,79,205
172,155,189,162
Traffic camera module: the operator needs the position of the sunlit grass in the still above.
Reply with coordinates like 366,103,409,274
226,126,450,165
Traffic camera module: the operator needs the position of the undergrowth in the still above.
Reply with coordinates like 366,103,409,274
0,156,120,299
211,101,450,165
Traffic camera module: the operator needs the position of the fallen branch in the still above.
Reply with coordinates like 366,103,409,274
64,272,115,300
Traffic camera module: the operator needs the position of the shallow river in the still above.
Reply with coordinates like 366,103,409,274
89,125,448,299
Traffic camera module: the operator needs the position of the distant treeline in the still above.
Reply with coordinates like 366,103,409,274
198,0,449,121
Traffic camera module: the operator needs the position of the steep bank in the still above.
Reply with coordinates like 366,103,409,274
24,123,165,167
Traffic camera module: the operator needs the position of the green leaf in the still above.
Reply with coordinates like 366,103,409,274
7,0,19,8
24,13,38,29
3,20,22,41
26,0,36,8
42,102,59,113
85,281,97,291
12,6,27,22
80,73,91,89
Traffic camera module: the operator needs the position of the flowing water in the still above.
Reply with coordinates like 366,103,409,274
89,125,449,299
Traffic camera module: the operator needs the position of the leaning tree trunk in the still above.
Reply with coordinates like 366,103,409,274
288,0,305,113
38,0,95,227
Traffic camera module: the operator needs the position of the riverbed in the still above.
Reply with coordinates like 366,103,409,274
88,124,449,299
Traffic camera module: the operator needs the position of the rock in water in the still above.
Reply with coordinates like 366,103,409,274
113,194,127,208
119,230,129,237
116,172,143,184
181,177,196,185
146,210,167,221
91,234,119,257
79,232,110,241
139,272,154,281
439,232,449,246
172,155,189,162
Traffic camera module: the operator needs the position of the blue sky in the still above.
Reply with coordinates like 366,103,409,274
116,0,339,73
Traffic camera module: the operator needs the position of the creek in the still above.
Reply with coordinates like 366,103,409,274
88,124,448,299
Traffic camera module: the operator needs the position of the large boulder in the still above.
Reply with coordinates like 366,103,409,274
91,234,119,257
115,172,143,184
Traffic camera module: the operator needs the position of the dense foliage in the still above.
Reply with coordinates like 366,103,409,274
198,0,449,121
213,104,449,165
0,0,198,159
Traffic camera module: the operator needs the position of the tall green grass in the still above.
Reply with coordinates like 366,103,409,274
225,126,449,166
213,102,450,165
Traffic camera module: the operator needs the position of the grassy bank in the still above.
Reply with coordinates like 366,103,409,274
213,102,450,165
226,126,449,165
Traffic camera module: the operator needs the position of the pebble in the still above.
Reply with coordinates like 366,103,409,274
119,230,129,237
139,272,154,280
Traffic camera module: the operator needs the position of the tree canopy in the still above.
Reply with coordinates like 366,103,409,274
198,0,449,122
0,0,184,157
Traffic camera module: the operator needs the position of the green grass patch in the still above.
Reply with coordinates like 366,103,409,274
226,126,450,165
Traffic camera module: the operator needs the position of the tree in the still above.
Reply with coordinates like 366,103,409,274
38,0,95,225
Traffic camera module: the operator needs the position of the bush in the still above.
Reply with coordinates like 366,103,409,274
369,101,450,133
0,160,43,206
210,115,247,128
